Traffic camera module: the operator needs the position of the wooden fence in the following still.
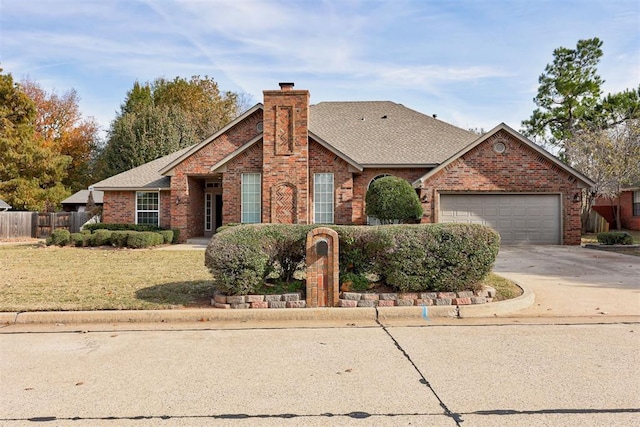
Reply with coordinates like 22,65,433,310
0,212,92,239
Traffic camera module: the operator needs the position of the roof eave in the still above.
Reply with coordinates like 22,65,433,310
92,186,171,192
361,163,437,169
159,103,264,175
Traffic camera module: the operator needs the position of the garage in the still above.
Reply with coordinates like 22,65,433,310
439,194,561,245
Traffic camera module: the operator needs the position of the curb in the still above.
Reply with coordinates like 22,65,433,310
459,284,534,318
0,285,534,325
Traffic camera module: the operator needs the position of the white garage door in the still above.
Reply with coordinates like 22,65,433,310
439,194,561,245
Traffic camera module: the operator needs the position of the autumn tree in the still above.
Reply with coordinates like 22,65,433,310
21,79,101,192
95,76,249,180
0,70,70,210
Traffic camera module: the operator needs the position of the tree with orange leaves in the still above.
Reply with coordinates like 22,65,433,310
20,79,101,192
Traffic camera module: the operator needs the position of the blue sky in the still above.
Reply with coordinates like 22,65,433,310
1,0,638,138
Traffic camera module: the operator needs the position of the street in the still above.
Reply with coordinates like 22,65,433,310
2,319,639,426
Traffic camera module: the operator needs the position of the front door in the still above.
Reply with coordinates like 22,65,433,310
204,191,223,237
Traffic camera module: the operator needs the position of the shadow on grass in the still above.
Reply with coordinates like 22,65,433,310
135,281,216,307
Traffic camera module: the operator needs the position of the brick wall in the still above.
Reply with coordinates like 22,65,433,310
418,130,584,244
222,141,264,224
596,191,640,230
169,110,263,240
262,85,310,223
309,141,353,224
102,191,135,224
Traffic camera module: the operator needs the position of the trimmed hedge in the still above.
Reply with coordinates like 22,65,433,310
92,229,113,246
126,231,164,248
47,229,71,246
597,231,633,245
83,223,163,233
158,230,174,244
205,223,500,295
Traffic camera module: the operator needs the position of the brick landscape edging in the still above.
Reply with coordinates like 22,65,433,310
212,287,496,309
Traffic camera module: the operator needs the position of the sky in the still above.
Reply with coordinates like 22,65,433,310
1,0,639,139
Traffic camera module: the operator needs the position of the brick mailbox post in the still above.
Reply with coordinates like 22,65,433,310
305,227,339,307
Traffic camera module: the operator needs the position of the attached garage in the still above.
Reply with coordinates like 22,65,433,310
439,193,561,245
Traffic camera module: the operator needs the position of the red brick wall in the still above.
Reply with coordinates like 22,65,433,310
102,190,170,228
262,86,310,223
222,141,264,225
102,191,135,224
418,130,584,244
595,191,640,230
169,110,264,240
309,141,353,224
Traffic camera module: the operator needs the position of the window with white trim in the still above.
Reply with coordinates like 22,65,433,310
314,173,334,223
136,191,159,226
241,173,261,223
633,191,640,217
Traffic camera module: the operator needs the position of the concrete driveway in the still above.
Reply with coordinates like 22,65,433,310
494,246,640,318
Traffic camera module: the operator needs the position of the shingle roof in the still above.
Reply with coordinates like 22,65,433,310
92,145,195,190
61,190,104,205
308,101,478,165
0,199,11,210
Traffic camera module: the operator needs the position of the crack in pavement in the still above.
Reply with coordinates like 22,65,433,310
375,311,463,426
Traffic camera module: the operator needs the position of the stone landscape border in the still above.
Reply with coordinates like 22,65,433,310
211,288,496,309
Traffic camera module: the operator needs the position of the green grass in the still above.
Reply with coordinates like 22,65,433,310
0,245,213,311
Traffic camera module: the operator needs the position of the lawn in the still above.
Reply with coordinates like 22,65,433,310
0,245,213,311
0,244,520,312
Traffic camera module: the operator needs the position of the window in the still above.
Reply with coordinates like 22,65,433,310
314,173,334,223
241,173,261,223
136,191,159,226
633,191,640,217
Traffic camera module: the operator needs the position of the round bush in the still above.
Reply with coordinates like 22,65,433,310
365,176,423,224
70,232,85,247
205,226,271,295
92,229,113,246
48,229,71,246
597,231,633,245
158,230,174,244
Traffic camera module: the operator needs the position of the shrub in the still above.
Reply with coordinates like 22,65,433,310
204,223,499,295
158,230,174,244
48,229,71,246
365,176,423,224
379,224,500,292
126,231,164,248
205,226,271,295
70,232,85,247
597,231,633,245
110,231,131,248
171,228,180,244
92,229,113,246
83,223,162,233
340,272,370,292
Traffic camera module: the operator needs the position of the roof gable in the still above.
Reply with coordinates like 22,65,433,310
412,123,595,188
159,103,264,175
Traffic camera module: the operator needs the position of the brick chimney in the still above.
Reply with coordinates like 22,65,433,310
262,83,310,224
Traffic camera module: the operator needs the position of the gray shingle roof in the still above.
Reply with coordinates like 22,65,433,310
92,145,195,190
61,190,104,205
0,199,11,210
308,101,478,165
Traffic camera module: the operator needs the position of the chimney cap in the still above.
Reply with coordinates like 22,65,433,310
279,82,295,90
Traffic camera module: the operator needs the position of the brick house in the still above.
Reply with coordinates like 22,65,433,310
92,83,594,245
592,188,640,231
